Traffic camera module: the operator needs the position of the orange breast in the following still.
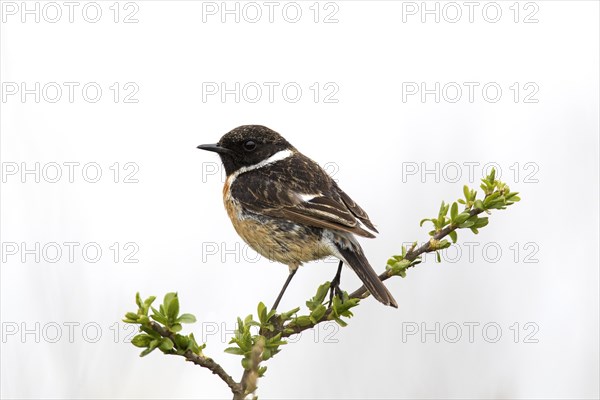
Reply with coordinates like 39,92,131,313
221,179,330,267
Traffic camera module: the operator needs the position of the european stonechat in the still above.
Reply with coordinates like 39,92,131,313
197,125,397,309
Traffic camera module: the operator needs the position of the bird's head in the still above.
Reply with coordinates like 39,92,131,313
197,125,295,176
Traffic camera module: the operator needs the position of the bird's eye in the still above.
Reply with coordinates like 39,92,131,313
243,140,257,152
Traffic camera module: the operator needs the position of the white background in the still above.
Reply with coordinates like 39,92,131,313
1,1,599,399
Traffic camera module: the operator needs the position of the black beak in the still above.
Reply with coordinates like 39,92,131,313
197,143,233,155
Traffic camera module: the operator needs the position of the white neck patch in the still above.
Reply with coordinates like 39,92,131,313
227,149,294,187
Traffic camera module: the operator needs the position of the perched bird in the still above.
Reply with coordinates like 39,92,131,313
197,125,397,309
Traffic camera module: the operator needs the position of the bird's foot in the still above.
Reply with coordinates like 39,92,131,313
328,261,344,308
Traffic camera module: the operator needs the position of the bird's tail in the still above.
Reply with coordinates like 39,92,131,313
335,244,398,308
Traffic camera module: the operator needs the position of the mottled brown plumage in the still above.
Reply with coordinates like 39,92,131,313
229,151,377,239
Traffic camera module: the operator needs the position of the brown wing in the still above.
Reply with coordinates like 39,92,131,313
267,195,376,238
335,184,379,233
230,153,377,238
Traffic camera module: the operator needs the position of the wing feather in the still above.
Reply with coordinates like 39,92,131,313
229,153,377,238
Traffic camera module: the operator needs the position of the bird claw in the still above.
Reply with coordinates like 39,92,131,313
327,260,344,308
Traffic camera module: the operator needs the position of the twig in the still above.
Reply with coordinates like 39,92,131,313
350,208,482,299
148,321,243,397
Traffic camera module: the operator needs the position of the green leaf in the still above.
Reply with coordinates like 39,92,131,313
266,333,286,348
438,201,448,220
143,296,156,312
450,202,458,220
463,185,470,201
139,347,157,357
257,302,267,324
436,252,441,263
125,312,139,321
483,192,501,207
131,334,153,348
438,239,451,249
258,366,268,377
387,258,411,276
306,282,330,311
151,306,162,317
151,313,168,325
241,357,250,370
140,339,160,357
224,347,246,356
309,304,327,323
280,307,300,322
294,316,313,327
472,217,489,228
436,216,446,229
458,220,475,228
488,168,496,183
331,294,359,318
176,313,197,324
159,338,174,352
139,326,161,339
173,334,189,349
454,212,471,224
187,333,204,354
164,293,179,322
243,314,258,328
448,230,458,243
262,348,272,361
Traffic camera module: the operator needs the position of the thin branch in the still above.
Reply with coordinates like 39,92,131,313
148,321,243,397
350,207,482,299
